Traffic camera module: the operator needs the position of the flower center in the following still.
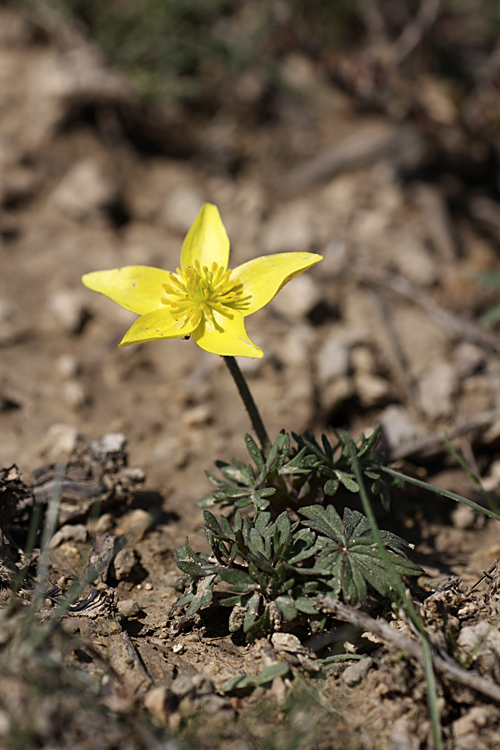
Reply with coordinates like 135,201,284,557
161,260,245,329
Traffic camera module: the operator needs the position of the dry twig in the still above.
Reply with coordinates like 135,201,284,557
315,594,500,704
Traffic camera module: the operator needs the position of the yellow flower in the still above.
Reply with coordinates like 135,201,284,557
82,203,322,358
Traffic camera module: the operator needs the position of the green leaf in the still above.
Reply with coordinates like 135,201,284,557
245,434,265,473
221,674,257,692
324,478,340,496
219,569,255,591
257,663,290,685
249,528,265,556
275,595,298,621
336,470,360,493
203,511,222,535
295,596,318,615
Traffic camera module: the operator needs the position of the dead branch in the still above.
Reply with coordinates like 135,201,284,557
392,0,442,65
315,594,500,704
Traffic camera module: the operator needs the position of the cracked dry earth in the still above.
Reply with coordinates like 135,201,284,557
4,6,500,749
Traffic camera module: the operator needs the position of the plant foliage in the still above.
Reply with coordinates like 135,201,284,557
175,429,422,640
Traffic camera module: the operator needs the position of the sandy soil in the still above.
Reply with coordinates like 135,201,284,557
2,6,500,749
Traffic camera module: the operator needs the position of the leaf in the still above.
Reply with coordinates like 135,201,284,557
203,511,222,535
249,528,265,556
243,591,261,632
245,434,265,473
336,470,360,493
275,595,298,621
301,505,344,541
219,569,255,591
221,674,257,692
257,663,290,685
324,478,340,496
295,596,318,615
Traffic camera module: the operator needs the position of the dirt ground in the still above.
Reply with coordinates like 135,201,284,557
3,5,500,749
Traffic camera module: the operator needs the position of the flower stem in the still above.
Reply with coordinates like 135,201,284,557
223,356,271,454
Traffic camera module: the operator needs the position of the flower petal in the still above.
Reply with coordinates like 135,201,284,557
82,266,171,315
119,309,195,347
193,310,263,358
232,252,323,316
180,204,230,272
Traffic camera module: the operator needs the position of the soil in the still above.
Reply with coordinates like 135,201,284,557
2,6,500,749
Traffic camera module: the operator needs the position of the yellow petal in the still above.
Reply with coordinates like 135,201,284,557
193,310,263,358
82,266,171,316
180,204,230,272
232,252,323,316
119,309,195,347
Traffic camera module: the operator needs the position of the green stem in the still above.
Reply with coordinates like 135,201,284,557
223,356,271,454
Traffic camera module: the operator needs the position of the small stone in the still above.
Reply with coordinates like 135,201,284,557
114,509,154,540
453,707,492,739
262,204,315,254
391,232,438,286
354,372,390,408
117,599,141,618
451,504,476,530
63,380,87,409
454,342,485,378
380,404,426,453
144,686,171,726
182,405,212,428
55,354,80,379
317,335,350,382
342,657,372,687
171,674,214,699
323,376,354,411
49,523,87,549
113,548,137,580
418,362,457,419
162,186,205,234
37,423,81,462
351,346,375,374
49,159,117,220
270,274,321,321
48,289,87,334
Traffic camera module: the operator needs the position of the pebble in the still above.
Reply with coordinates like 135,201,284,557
47,289,87,334
454,342,485,378
391,231,438,287
354,372,390,408
262,204,315,254
342,657,372,687
317,334,350,382
451,504,476,530
380,404,426,453
114,508,154,540
48,523,87,549
49,159,117,220
55,354,80,379
418,362,457,419
63,380,87,409
113,548,137,580
270,274,321,321
162,186,205,234
182,404,212,428
37,422,80,462
457,622,500,667
117,599,141,618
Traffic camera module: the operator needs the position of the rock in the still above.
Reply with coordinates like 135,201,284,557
117,599,141,618
182,405,212,428
171,674,214,699
454,342,485,378
418,362,457,419
49,523,87,549
391,231,438,286
451,504,476,530
380,404,426,454
113,548,137,580
317,335,350,382
47,289,87,334
114,509,154,540
55,354,80,379
323,376,354,413
144,686,171,727
342,657,372,687
452,707,492,742
162,186,205,234
262,203,316,254
63,380,87,409
37,423,81,462
270,274,321,321
458,622,500,668
354,372,390,408
49,159,117,220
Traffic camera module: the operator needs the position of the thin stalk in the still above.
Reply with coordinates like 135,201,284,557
223,356,271,454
